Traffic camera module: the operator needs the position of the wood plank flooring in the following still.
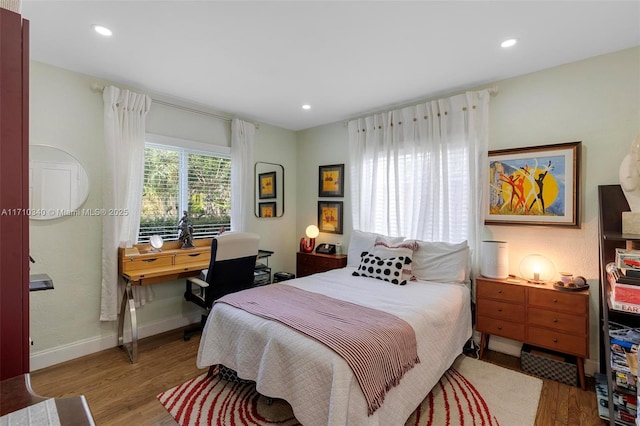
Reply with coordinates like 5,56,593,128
29,328,605,425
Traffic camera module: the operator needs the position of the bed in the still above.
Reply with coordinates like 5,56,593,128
196,255,472,426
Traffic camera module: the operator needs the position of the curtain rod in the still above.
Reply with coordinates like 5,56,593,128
343,85,499,126
91,82,233,123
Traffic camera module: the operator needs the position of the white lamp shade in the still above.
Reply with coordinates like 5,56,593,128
305,225,319,239
481,241,509,279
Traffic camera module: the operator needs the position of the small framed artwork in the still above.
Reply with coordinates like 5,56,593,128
259,202,276,218
318,201,343,234
318,164,344,197
258,171,277,199
486,141,581,227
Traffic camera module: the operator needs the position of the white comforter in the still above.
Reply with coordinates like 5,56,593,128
197,267,472,426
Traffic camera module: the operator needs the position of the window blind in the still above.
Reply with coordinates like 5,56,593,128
138,143,231,243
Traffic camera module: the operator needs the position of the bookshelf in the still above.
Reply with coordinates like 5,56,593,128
598,185,640,426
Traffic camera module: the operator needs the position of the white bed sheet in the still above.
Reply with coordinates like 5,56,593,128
197,267,472,426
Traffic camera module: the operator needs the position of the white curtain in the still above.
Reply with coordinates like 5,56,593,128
230,118,255,231
348,90,490,273
100,86,152,322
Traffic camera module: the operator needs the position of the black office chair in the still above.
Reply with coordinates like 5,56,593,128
183,232,260,341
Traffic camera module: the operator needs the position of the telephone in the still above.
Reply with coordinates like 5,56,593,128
315,243,337,254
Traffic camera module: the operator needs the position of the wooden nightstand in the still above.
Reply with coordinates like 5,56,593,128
476,276,589,389
296,252,347,278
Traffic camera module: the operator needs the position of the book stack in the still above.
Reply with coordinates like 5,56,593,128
606,249,640,313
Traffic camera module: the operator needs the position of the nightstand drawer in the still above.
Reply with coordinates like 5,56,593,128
477,299,525,323
527,307,587,335
527,326,588,357
477,316,525,341
477,281,525,303
528,288,587,315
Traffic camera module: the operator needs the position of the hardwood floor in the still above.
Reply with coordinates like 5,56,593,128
29,328,605,425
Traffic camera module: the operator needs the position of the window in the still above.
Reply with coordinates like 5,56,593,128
138,142,231,243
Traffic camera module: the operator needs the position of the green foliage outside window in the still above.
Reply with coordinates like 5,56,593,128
139,145,231,242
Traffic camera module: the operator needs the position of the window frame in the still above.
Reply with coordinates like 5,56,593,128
138,134,231,243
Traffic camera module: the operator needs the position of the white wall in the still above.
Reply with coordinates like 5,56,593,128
295,46,640,374
28,61,297,369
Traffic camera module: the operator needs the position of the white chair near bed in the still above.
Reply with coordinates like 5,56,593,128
183,232,260,341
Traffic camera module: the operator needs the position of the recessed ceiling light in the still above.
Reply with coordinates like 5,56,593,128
500,38,517,48
92,25,113,37
302,104,311,110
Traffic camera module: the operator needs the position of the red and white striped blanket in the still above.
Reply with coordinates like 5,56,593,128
216,283,420,415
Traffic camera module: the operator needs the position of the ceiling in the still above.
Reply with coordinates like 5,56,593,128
20,1,640,131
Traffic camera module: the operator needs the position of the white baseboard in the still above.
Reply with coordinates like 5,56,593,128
30,313,200,372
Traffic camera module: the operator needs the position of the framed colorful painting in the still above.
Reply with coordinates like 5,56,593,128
258,171,276,199
318,164,344,197
259,202,276,218
317,201,343,234
486,141,581,227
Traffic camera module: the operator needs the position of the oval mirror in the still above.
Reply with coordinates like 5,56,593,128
29,145,90,220
254,162,284,218
150,235,164,251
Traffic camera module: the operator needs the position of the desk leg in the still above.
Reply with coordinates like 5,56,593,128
117,281,138,363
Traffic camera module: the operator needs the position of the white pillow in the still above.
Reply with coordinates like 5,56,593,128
372,239,418,281
352,252,409,285
408,240,470,284
346,230,404,267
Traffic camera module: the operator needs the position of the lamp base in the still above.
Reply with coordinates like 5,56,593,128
300,237,315,253
526,279,545,285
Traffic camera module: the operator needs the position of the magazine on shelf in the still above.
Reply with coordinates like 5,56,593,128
617,248,640,271
597,373,638,426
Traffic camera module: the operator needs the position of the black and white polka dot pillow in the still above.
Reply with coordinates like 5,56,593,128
352,252,410,285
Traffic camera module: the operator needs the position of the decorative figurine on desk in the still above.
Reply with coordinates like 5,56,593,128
178,211,195,248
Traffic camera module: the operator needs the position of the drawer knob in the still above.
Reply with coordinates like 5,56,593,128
552,318,558,323
497,289,503,294
497,308,503,312
553,298,558,303
553,338,558,343
497,325,502,330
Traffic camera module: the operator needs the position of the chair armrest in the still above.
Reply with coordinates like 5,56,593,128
187,277,209,288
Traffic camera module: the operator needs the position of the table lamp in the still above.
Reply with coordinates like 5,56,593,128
300,225,319,253
519,254,555,284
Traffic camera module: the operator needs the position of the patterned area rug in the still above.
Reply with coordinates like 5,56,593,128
158,355,542,425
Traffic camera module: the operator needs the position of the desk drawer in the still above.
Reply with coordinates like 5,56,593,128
477,315,525,341
175,251,210,266
122,256,173,272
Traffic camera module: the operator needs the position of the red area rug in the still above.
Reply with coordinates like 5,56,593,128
158,355,541,425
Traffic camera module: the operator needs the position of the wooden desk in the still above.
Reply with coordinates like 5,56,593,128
0,374,95,424
118,240,273,363
118,239,212,363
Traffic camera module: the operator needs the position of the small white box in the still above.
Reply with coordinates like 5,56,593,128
622,211,640,234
